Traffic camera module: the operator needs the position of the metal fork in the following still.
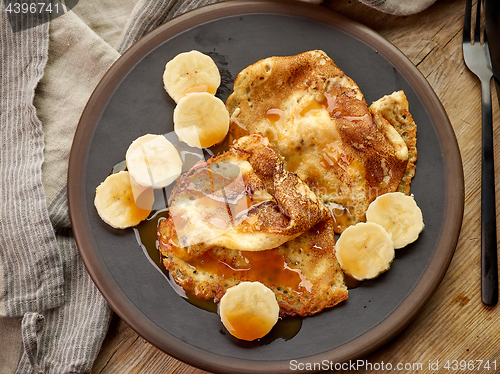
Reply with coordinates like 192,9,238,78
463,0,498,306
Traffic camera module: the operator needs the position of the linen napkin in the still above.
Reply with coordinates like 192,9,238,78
1,5,119,374
357,0,437,16
0,0,438,373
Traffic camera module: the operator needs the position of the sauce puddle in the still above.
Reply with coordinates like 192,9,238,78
133,207,303,344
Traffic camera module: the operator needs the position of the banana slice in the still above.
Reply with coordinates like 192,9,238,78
173,92,229,148
335,222,394,281
366,192,424,249
125,134,182,189
219,281,280,341
163,50,221,103
128,173,155,211
94,170,152,229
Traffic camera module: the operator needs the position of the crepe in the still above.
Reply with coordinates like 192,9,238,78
369,90,417,195
158,134,347,316
164,134,330,253
226,50,417,232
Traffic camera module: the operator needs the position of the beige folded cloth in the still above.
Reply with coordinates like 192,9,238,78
358,0,437,15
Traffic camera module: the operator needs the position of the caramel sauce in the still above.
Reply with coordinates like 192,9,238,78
129,201,153,225
133,210,303,342
133,210,220,313
266,108,284,124
298,99,324,117
264,109,283,142
320,143,350,173
222,118,249,151
293,92,369,123
330,205,353,232
187,249,312,295
321,140,344,165
343,273,363,289
228,194,255,220
223,313,272,342
183,83,217,96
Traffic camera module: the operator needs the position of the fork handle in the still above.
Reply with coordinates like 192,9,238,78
481,77,498,306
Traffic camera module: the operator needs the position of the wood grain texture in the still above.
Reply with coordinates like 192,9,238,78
92,0,500,372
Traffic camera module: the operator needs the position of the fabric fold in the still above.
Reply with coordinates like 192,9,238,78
15,188,113,374
358,0,437,15
117,0,220,53
0,4,65,318
21,312,45,374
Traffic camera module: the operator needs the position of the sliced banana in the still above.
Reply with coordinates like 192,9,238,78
163,50,221,103
94,170,152,229
366,192,424,249
125,134,182,189
219,281,280,341
128,173,155,211
335,222,394,281
173,92,229,148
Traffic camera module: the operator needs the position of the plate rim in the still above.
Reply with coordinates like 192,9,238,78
68,1,465,373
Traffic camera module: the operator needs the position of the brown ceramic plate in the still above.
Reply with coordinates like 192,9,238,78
68,1,464,373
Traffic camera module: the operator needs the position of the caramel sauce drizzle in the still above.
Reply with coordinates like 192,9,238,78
187,249,312,295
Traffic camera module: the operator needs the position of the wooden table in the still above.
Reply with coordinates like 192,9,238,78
92,0,500,372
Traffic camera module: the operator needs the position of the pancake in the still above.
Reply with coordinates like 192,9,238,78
159,216,347,317
158,134,347,317
369,90,417,195
165,133,330,254
226,50,417,232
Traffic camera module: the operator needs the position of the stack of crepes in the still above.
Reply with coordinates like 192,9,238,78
158,50,417,317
